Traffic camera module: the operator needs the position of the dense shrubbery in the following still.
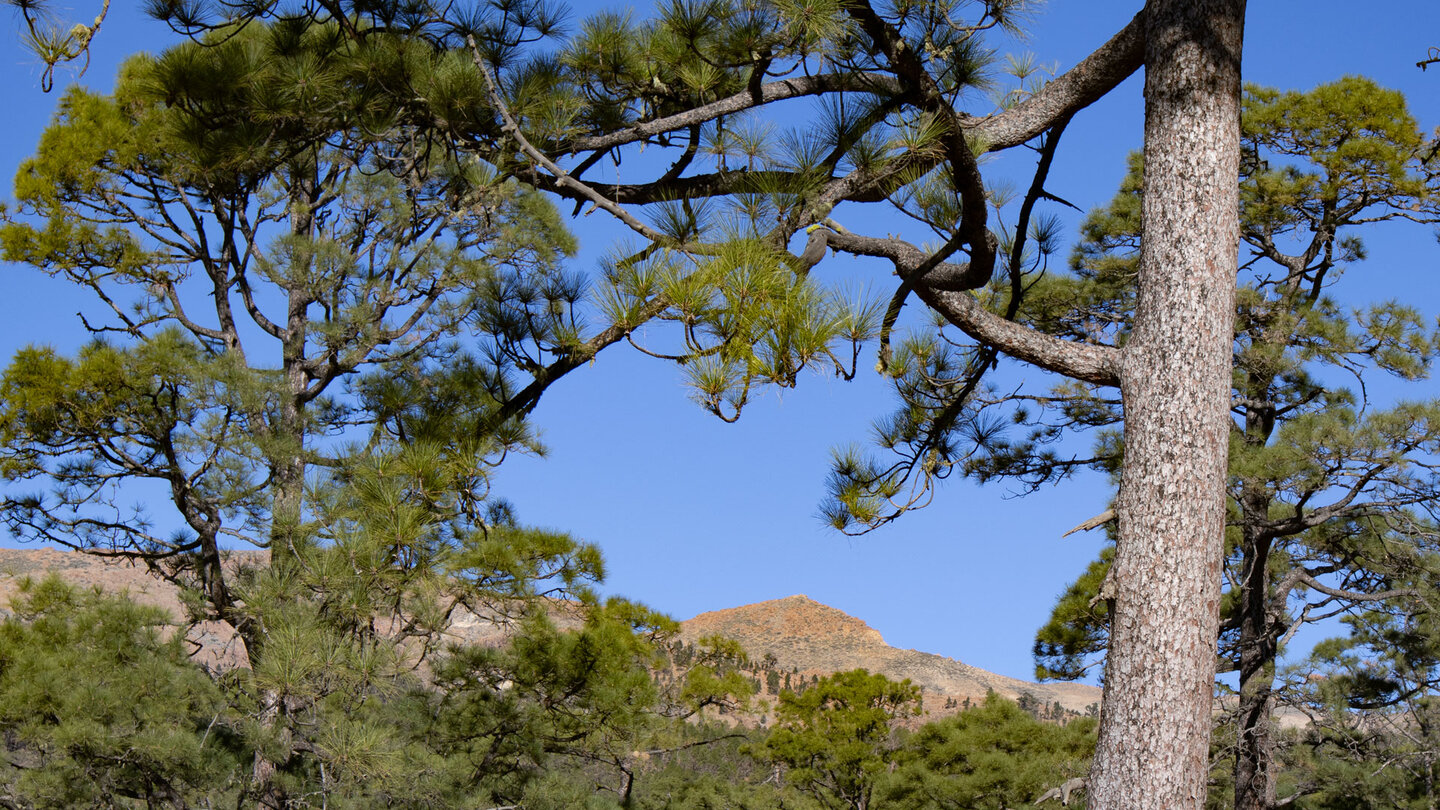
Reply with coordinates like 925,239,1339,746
0,591,1099,810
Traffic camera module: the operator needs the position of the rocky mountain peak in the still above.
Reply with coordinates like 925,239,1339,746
685,594,887,649
680,593,1102,718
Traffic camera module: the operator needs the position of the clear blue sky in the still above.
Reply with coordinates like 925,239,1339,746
3,1,1439,683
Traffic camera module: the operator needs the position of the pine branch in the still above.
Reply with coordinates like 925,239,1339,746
468,36,670,247
1294,572,1419,605
12,0,110,91
487,297,672,430
563,72,903,154
845,0,996,288
525,12,1144,219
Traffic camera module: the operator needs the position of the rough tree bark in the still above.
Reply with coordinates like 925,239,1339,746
1088,1,1243,807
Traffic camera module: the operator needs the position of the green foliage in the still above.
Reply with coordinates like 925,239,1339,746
1,15,815,808
0,520,681,809
0,22,582,618
0,341,680,809
1281,592,1440,810
758,668,921,810
0,333,264,568
233,437,656,807
429,604,663,804
1032,544,1112,681
1241,76,1430,238
880,693,1096,810
631,726,824,810
0,576,239,808
598,236,882,423
675,634,760,716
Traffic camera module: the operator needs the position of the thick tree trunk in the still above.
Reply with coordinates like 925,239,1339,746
1088,1,1244,807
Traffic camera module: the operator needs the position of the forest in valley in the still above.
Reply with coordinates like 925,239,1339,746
3,0,1440,807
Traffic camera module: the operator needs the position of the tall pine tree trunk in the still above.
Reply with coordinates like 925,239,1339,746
1235,492,1279,810
1089,1,1244,806
249,373,306,810
248,164,321,810
268,366,307,558
1234,531,1278,810
269,165,319,565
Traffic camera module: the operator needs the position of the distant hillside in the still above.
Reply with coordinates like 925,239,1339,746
0,546,196,617
0,548,1100,718
0,547,259,673
681,594,1101,717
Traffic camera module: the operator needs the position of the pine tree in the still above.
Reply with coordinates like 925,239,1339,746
880,693,1095,810
0,576,238,808
1029,77,1440,810
759,669,921,810
0,25,581,617
0,26,636,809
1296,597,1440,809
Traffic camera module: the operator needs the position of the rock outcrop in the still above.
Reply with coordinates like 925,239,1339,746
681,594,1101,716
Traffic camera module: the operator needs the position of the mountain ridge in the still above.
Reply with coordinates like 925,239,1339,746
0,548,1100,716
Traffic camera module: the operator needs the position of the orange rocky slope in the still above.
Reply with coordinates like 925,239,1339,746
681,594,1101,717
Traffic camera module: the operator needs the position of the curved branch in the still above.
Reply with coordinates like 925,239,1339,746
824,229,1121,385
520,12,1145,215
845,0,1003,287
486,297,672,430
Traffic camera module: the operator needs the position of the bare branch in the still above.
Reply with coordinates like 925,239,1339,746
1295,572,1418,605
1064,509,1117,538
